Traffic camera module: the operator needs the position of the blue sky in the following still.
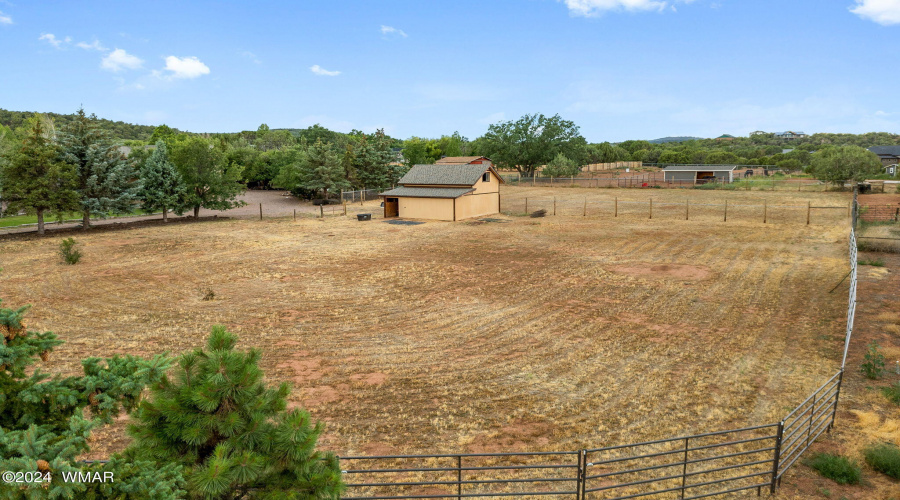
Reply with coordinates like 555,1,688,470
1,0,898,142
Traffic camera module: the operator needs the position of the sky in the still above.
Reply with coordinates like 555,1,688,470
1,0,899,142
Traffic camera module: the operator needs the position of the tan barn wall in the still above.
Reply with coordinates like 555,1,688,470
398,197,454,221
471,171,502,195
455,193,500,220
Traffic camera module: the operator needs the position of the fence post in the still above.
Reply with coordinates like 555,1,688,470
553,197,557,216
525,198,528,214
576,450,586,500
807,201,811,225
649,198,652,219
343,202,347,216
763,200,768,224
362,186,366,205
724,200,728,222
829,370,844,431
615,197,618,218
457,455,462,500
770,421,785,494
807,392,817,448
293,209,296,221
685,199,689,221
583,198,587,217
259,203,263,220
319,205,324,218
680,437,689,499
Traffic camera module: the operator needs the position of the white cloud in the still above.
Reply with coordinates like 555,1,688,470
0,10,11,24
561,0,694,16
850,0,900,25
163,56,210,79
76,39,107,51
310,64,340,76
380,25,408,37
239,50,261,64
101,48,144,72
39,33,70,48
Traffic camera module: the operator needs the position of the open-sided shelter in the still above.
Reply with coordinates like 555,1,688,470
379,159,504,221
663,165,737,184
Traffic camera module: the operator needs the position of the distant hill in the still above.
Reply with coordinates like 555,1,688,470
0,108,169,141
649,136,704,144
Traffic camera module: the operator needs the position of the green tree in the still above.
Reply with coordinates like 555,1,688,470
482,114,586,176
149,125,179,147
125,326,343,500
401,137,432,168
0,297,181,499
0,117,79,234
274,140,349,199
58,108,140,230
170,137,246,218
352,129,398,189
541,153,581,177
139,142,186,222
809,145,883,187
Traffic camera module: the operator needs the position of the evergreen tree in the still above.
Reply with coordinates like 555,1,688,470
0,117,79,234
0,296,182,499
304,140,350,199
125,326,343,500
57,108,140,230
352,129,397,189
170,137,246,218
139,141,186,222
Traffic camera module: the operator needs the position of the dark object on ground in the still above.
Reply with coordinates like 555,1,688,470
380,202,384,207
357,214,372,221
385,220,424,225
312,199,341,206
479,218,509,223
530,209,547,218
858,183,872,194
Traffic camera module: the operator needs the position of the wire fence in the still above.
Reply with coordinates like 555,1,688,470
499,174,833,192
343,188,388,204
502,195,850,226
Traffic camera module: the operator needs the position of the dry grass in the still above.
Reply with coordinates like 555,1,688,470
0,188,851,472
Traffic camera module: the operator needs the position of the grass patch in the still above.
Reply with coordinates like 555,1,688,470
880,383,900,405
858,258,885,267
863,443,900,479
805,453,861,485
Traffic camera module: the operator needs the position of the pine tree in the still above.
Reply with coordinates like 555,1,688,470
57,108,140,230
169,137,246,218
542,153,580,178
139,141,186,222
0,296,183,499
303,139,350,199
125,326,343,500
352,130,396,190
0,116,79,235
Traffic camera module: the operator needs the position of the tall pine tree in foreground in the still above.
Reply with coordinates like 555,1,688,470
0,117,79,235
57,108,140,230
139,141,186,222
0,296,183,499
125,326,343,500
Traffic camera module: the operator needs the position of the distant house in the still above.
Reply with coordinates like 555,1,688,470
775,131,808,140
662,165,737,184
749,131,769,137
868,146,900,168
379,159,503,221
715,134,735,141
435,156,492,165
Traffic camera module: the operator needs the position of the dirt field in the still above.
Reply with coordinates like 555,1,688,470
0,188,852,476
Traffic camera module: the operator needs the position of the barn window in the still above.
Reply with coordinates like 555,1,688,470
482,172,490,182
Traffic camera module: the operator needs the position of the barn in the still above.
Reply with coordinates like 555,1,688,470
662,165,737,184
379,158,504,221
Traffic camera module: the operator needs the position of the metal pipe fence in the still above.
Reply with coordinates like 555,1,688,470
499,175,831,192
343,188,387,204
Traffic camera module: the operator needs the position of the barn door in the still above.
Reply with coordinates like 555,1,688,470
384,198,399,217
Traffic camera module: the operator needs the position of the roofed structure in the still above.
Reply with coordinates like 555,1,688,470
435,156,491,165
379,162,504,221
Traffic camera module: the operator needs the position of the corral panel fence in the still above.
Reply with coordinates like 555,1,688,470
858,204,900,222
500,175,830,191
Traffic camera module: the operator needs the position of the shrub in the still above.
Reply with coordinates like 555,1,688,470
861,341,886,379
805,453,862,485
858,258,885,267
59,237,82,265
864,443,900,479
881,382,900,405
